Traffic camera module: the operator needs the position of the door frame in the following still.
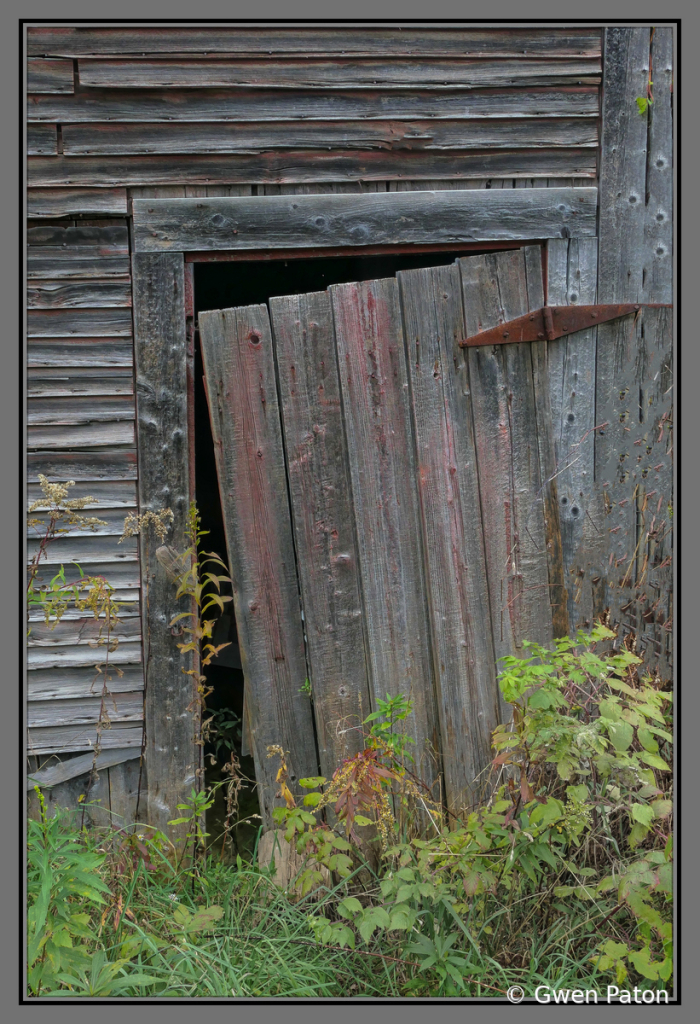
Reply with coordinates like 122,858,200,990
130,186,598,839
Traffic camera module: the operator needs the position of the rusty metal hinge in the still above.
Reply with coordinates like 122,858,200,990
459,303,672,348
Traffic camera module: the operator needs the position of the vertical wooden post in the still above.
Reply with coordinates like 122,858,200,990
132,251,198,845
595,27,673,674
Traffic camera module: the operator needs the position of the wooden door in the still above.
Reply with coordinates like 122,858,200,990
199,245,569,826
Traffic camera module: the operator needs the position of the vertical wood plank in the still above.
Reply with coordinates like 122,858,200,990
524,244,569,639
27,762,111,828
398,262,497,812
639,27,673,675
458,249,555,687
108,757,143,828
331,278,441,789
596,26,673,675
546,237,599,631
269,291,372,777
199,303,319,827
132,252,198,844
644,27,673,304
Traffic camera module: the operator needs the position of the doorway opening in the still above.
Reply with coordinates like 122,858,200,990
192,244,528,857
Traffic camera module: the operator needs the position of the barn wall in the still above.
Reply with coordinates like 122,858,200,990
25,25,671,826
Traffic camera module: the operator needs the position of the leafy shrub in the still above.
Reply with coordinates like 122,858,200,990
275,626,673,996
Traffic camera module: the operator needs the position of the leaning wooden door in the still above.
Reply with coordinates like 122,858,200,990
199,245,564,826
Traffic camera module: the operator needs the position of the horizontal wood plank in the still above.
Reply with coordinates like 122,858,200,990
27,308,133,337
26,420,134,448
27,279,132,309
28,58,74,94
27,367,134,397
28,27,602,58
28,613,140,647
27,479,137,508
27,597,139,621
27,248,131,279
133,187,597,253
27,422,135,450
29,149,598,188
28,533,137,566
28,693,143,728
27,450,138,481
27,124,57,155
27,724,142,756
26,747,140,789
27,188,128,219
28,394,134,425
62,118,597,155
27,224,129,249
28,339,134,368
28,86,600,123
27,664,144,701
27,640,142,671
79,58,601,90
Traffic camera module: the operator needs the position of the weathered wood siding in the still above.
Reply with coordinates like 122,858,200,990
28,26,600,193
26,223,144,787
25,26,672,833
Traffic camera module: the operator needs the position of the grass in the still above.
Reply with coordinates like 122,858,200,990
27,628,673,999
56,818,407,998
27,801,656,999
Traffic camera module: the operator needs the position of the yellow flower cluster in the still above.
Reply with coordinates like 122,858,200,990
28,475,108,531
119,508,174,544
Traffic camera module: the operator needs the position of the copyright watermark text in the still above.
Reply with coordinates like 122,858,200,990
506,985,669,1004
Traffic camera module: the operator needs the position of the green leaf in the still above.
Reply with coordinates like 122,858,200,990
185,905,223,933
599,699,621,721
607,720,634,752
637,727,659,753
445,962,466,988
651,799,673,819
529,797,564,827
655,862,673,894
327,854,352,875
388,907,414,931
639,751,670,771
645,724,673,744
599,939,629,960
172,905,192,927
631,803,654,827
354,814,373,827
566,784,589,803
527,688,558,710
302,792,323,808
629,945,661,980
299,777,326,789
658,957,673,982
532,842,559,870
357,914,380,944
462,867,482,896
338,897,363,919
395,884,416,904
330,834,352,851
